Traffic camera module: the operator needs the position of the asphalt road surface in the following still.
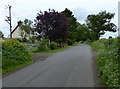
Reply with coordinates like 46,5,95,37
2,44,98,87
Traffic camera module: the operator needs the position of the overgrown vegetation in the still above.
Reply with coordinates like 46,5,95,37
48,42,58,50
90,38,119,87
2,39,31,74
33,39,71,53
36,39,50,52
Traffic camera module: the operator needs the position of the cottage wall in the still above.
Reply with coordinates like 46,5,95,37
12,27,22,38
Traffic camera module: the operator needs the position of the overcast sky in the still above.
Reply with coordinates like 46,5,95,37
0,0,119,38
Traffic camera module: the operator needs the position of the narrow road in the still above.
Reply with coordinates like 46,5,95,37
2,44,98,87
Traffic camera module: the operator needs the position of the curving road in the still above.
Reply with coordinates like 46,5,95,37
2,44,98,87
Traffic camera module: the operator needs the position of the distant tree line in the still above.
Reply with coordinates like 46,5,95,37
34,8,116,44
4,8,116,45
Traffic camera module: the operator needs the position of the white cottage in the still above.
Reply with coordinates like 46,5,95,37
9,21,39,41
9,21,31,39
11,26,23,39
8,21,23,38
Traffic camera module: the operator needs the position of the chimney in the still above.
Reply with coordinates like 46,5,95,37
18,20,22,26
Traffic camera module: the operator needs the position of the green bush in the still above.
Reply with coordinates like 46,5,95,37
29,36,36,43
16,38,23,42
2,39,31,72
16,38,28,42
37,39,50,52
48,42,58,50
67,39,74,45
22,38,28,42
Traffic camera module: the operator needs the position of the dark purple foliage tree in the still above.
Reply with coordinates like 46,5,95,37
34,9,68,42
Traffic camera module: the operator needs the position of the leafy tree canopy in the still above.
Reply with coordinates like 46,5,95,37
20,19,34,34
62,8,78,43
76,22,91,42
86,11,117,40
34,9,68,42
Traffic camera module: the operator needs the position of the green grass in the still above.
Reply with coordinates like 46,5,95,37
33,46,72,53
2,61,32,75
90,38,119,87
32,41,80,53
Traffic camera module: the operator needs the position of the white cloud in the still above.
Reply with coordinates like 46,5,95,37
72,8,87,23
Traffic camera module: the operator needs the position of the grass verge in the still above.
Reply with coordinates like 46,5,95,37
2,61,32,75
33,45,72,53
90,38,119,87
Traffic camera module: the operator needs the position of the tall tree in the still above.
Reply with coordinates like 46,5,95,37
76,22,92,42
86,11,117,40
34,9,68,42
20,19,34,39
62,8,77,44
20,19,34,34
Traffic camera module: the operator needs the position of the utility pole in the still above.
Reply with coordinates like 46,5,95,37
5,5,12,38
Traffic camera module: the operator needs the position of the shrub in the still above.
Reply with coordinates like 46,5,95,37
16,38,28,42
22,38,28,42
48,42,58,50
2,39,31,71
36,39,50,52
29,36,36,43
67,39,74,45
16,38,23,42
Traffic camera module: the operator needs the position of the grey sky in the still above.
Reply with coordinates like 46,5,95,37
0,0,119,38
